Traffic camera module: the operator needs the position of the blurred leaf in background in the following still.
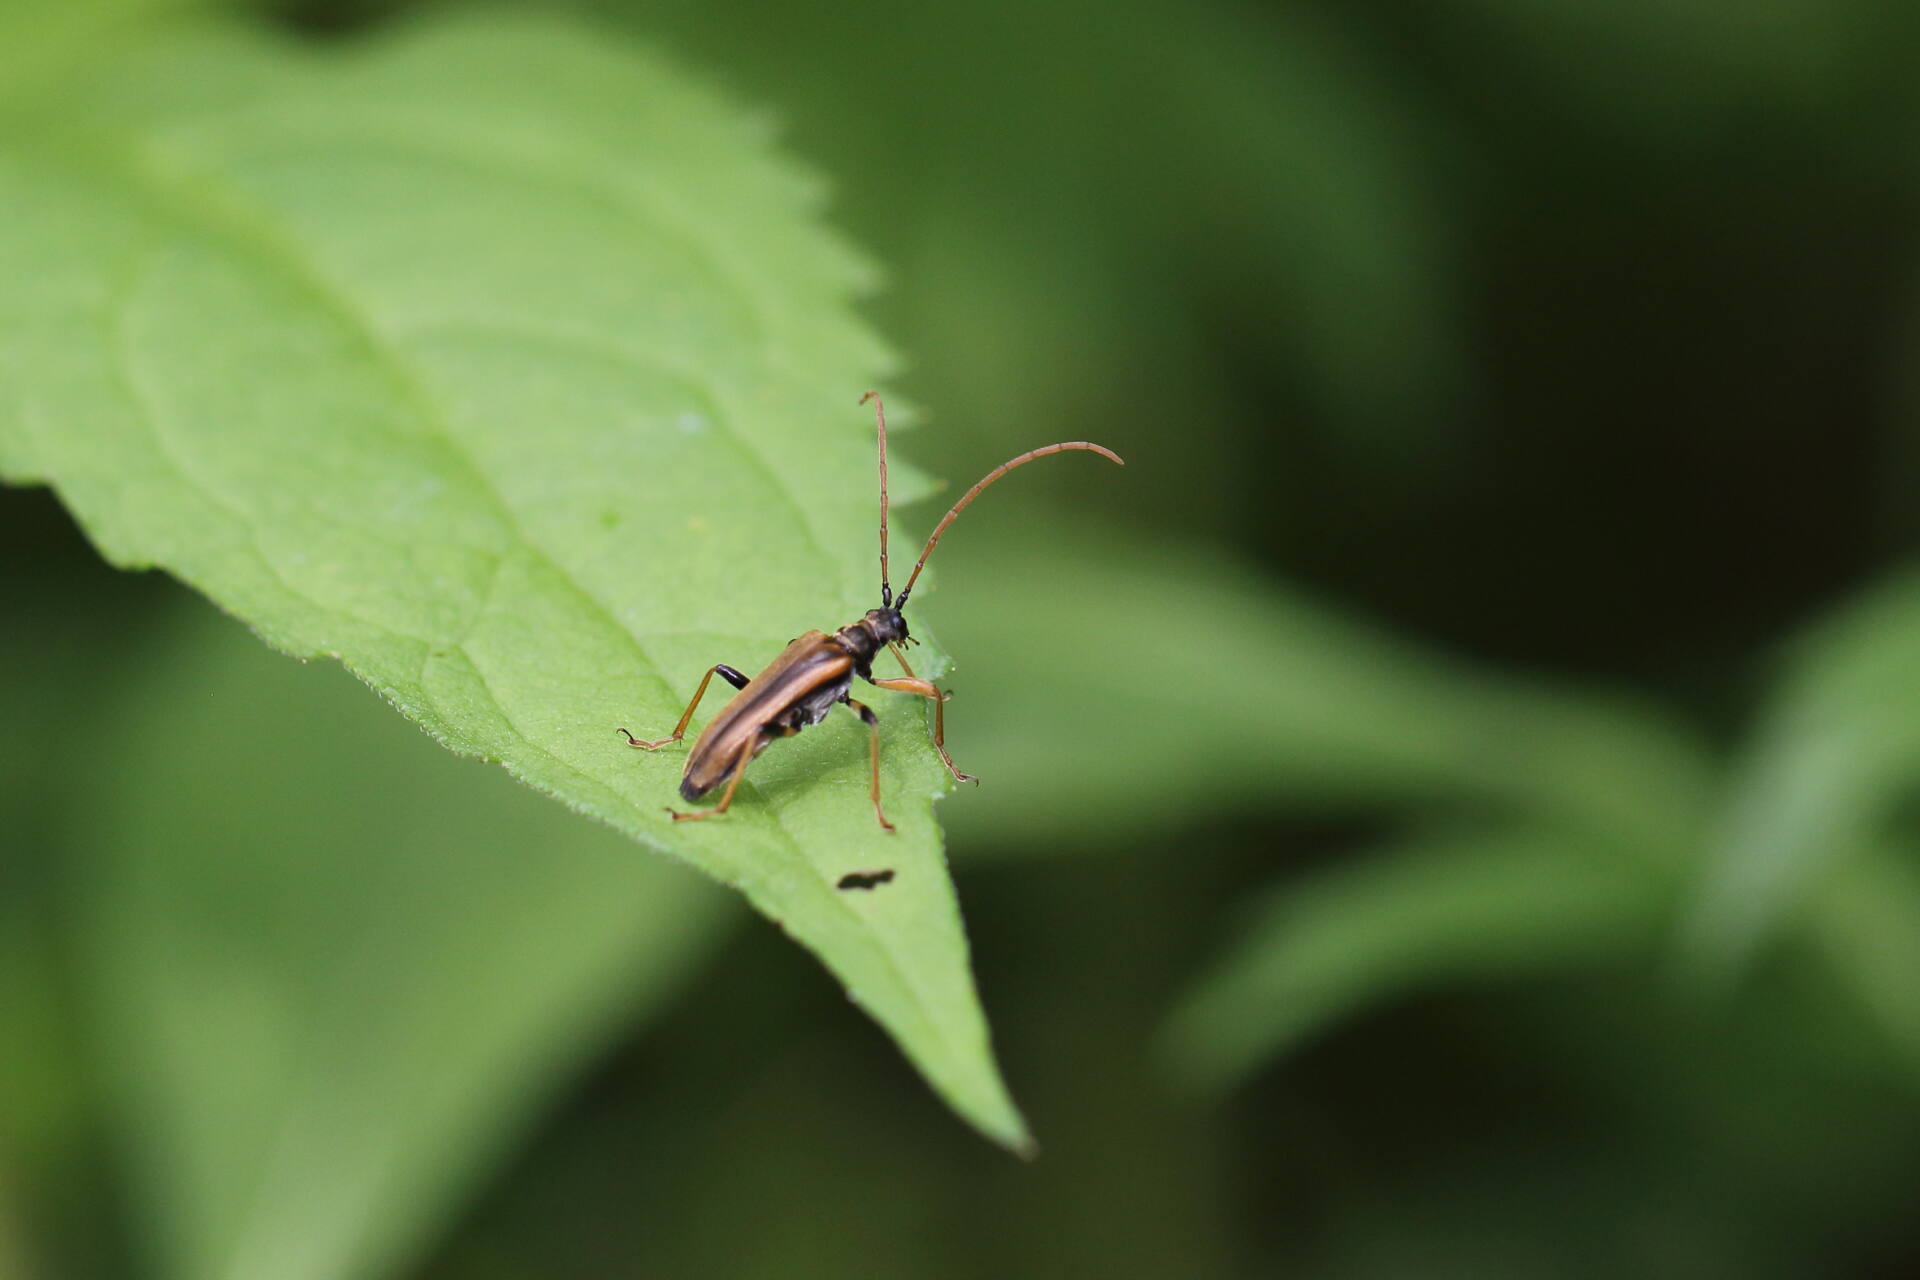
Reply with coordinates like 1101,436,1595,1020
1686,569,1920,983
604,0,1473,536
929,519,1714,855
0,542,146,1280
78,600,731,1280
1159,823,1676,1096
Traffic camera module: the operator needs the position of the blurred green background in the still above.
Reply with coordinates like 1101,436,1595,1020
8,0,1920,1276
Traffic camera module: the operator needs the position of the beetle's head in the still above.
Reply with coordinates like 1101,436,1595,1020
865,607,909,645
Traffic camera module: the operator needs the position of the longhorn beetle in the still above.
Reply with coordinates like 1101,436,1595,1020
619,392,1123,830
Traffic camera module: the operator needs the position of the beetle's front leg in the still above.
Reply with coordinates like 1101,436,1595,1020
619,663,749,750
871,662,976,786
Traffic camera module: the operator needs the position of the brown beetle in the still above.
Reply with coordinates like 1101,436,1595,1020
620,392,1122,829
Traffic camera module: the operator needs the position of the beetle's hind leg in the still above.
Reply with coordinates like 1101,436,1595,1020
668,734,756,823
620,663,750,750
844,698,895,833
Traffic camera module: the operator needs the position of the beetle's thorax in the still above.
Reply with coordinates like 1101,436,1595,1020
833,608,908,674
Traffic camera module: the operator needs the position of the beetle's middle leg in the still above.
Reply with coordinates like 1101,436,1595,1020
873,648,976,785
844,697,895,832
620,664,749,750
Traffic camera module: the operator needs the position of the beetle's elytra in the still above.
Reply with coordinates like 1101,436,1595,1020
619,392,1123,830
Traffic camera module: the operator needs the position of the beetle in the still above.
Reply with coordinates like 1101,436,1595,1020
619,391,1122,830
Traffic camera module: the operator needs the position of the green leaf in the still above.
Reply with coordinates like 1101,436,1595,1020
1157,826,1676,1095
0,0,198,107
71,600,731,1280
1807,845,1920,1070
1682,567,1920,984
0,546,158,1280
0,14,1027,1149
931,519,1713,858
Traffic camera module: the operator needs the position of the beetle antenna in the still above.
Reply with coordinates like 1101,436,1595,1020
861,391,893,608
895,440,1124,609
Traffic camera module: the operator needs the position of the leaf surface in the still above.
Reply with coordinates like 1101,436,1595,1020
0,14,1026,1150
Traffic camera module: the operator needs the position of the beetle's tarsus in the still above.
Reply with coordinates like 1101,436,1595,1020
621,727,677,750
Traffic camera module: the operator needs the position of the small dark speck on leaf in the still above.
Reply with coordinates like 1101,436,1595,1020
837,869,895,891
